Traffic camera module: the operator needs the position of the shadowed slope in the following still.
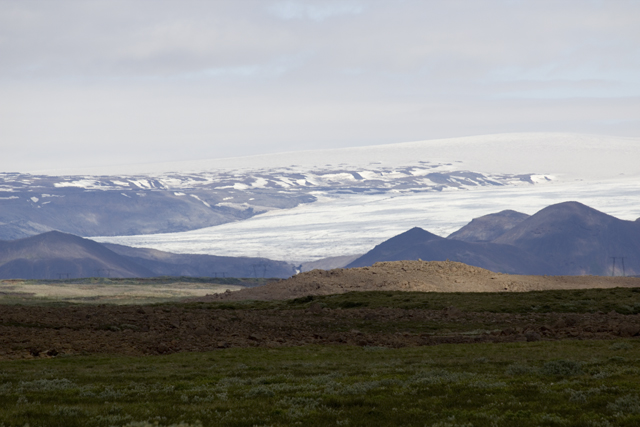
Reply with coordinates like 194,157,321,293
103,243,295,279
347,227,554,275
448,210,530,242
0,231,154,279
494,201,640,275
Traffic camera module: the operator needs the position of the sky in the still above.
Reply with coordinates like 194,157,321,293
1,0,639,173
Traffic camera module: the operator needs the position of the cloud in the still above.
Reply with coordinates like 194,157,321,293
0,0,639,172
269,1,364,22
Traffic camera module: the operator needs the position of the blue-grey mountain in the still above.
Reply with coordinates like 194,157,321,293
349,202,640,276
0,232,294,280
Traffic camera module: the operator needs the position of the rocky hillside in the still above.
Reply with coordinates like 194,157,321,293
204,260,640,301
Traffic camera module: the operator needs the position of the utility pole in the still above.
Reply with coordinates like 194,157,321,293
611,257,616,277
611,256,626,277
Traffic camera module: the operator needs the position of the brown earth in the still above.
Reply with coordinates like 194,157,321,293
200,261,640,301
2,261,640,360
2,303,640,360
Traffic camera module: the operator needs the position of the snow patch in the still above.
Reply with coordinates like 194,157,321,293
190,194,211,207
251,177,269,188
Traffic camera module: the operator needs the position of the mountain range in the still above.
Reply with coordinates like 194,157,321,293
1,201,638,280
348,201,640,276
5,132,638,246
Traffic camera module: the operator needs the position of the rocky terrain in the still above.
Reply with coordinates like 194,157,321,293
2,260,640,360
2,295,640,360
204,260,640,302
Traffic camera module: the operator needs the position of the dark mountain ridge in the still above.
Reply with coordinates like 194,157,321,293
0,231,295,280
494,201,640,276
347,227,557,275
0,231,154,279
349,202,640,276
102,243,295,279
447,210,529,242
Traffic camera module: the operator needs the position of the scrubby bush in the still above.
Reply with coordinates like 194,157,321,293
541,360,583,377
607,394,640,414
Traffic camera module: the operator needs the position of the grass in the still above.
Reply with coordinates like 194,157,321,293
2,340,640,426
183,287,640,314
3,287,640,425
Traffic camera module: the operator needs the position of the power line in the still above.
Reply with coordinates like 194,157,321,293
611,256,626,277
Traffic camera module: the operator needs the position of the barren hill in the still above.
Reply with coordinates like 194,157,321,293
494,201,640,275
0,231,154,279
202,260,640,301
346,227,555,275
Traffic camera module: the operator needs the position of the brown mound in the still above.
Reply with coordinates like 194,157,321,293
198,261,640,302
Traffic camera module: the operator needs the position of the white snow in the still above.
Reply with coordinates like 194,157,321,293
20,132,639,263
190,194,211,207
251,177,269,188
53,179,106,189
130,180,152,189
95,177,640,263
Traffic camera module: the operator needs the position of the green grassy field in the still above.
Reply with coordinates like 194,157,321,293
3,287,640,426
1,340,640,426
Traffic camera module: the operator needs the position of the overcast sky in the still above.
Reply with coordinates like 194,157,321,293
1,0,639,172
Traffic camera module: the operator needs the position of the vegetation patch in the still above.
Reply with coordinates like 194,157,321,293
187,287,640,314
1,340,640,426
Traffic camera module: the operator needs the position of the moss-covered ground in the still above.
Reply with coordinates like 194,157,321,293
1,340,640,426
2,287,640,426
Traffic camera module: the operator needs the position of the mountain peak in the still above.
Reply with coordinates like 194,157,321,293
448,210,529,242
494,202,640,275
